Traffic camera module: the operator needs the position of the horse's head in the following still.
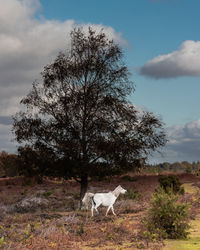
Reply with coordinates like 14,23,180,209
117,185,127,194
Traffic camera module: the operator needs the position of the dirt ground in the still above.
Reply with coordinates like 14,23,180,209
0,173,199,249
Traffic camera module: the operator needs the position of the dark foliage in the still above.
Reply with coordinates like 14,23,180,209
17,146,55,182
12,27,166,200
0,151,18,177
158,175,184,194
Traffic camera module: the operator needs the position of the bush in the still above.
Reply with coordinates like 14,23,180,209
0,151,18,177
124,189,141,200
195,168,200,176
158,175,184,194
143,188,190,239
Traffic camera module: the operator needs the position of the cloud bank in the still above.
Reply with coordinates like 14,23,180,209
0,0,126,112
140,40,200,79
151,119,200,163
0,0,126,152
167,119,200,160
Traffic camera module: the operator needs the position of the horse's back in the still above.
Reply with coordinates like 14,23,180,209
94,192,116,206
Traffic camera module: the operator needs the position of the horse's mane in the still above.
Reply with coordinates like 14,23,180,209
112,185,122,197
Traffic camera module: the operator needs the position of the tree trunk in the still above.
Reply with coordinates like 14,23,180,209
80,175,88,209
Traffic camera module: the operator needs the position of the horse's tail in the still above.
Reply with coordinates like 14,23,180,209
91,195,96,207
82,192,95,208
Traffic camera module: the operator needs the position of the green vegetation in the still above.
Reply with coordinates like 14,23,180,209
164,183,200,250
124,189,141,200
143,188,190,239
158,175,184,194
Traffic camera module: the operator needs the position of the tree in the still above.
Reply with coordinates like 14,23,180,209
0,151,18,177
13,27,166,203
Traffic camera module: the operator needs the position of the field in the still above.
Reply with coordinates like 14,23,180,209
0,173,200,249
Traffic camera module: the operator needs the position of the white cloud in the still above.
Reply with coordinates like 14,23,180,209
0,0,126,111
140,40,200,79
0,0,127,152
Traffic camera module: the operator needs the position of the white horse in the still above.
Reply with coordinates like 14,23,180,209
82,185,127,216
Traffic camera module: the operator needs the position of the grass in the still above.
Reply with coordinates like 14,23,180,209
183,183,199,194
165,238,200,250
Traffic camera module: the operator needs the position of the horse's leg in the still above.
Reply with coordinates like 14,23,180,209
94,202,101,214
106,206,111,216
94,205,99,214
91,197,98,216
91,202,100,216
111,206,116,216
91,205,94,217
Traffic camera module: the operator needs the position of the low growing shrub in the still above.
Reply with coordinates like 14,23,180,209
143,188,190,239
124,189,141,200
158,175,184,194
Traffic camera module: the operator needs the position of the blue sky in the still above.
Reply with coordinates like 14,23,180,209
39,0,200,126
0,0,200,163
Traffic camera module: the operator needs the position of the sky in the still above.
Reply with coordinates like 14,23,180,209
0,0,200,163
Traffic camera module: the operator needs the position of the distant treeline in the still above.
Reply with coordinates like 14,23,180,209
0,150,200,178
146,161,200,175
0,151,18,177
